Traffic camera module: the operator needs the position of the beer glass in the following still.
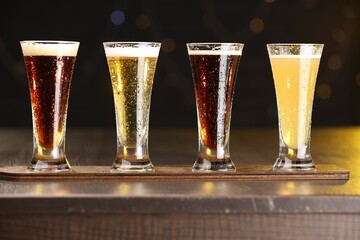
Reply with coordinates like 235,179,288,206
103,42,161,172
187,43,244,171
267,43,324,170
20,40,79,172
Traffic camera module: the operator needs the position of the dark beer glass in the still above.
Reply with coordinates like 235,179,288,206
20,40,79,172
187,43,244,171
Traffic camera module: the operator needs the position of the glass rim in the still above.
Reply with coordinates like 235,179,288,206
266,43,324,47
20,40,80,44
186,42,244,47
103,41,161,46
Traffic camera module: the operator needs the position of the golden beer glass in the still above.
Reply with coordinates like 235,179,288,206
103,42,161,171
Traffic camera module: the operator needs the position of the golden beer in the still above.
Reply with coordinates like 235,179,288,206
104,42,161,171
107,56,157,148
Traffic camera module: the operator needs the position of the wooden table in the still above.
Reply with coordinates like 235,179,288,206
0,127,359,239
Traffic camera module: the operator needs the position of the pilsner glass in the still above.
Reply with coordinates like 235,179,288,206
187,43,244,171
20,40,79,172
267,43,324,170
103,42,161,172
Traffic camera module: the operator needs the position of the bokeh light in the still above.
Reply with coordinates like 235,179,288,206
162,38,176,53
316,83,332,99
328,55,342,70
355,73,360,86
341,5,355,19
110,10,126,25
332,28,346,42
264,0,276,3
302,0,317,9
135,15,151,29
249,18,264,33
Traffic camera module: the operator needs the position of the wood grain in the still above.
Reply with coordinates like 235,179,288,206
1,213,359,240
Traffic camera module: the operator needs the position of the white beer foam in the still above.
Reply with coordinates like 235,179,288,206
270,55,322,58
104,47,160,57
187,50,242,55
21,41,79,56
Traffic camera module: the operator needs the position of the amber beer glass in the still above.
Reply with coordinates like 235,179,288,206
20,40,79,172
187,43,244,171
103,42,161,171
267,43,324,170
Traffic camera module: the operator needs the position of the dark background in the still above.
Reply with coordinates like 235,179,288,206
0,0,359,129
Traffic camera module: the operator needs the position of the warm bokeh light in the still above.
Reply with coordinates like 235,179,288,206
162,37,176,53
316,83,332,99
135,15,151,29
249,18,264,33
355,73,360,86
341,5,355,19
303,0,317,9
332,28,346,42
328,55,342,70
264,0,276,3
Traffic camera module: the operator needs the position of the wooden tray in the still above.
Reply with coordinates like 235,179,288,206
0,164,350,181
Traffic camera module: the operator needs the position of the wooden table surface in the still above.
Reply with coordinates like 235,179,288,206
0,127,359,240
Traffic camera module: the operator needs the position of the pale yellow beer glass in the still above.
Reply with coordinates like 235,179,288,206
267,43,324,170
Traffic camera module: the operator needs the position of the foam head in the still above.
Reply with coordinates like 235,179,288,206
186,43,244,56
20,41,79,56
187,49,242,56
269,55,322,59
104,46,160,58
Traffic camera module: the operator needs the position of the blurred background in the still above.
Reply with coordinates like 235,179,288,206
0,0,359,129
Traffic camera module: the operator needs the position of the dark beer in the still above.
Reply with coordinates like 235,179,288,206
189,53,241,150
187,43,243,171
24,56,76,149
21,40,79,171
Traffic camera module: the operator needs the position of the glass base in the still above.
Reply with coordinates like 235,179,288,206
27,159,71,172
111,159,154,172
192,158,236,171
273,156,316,171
